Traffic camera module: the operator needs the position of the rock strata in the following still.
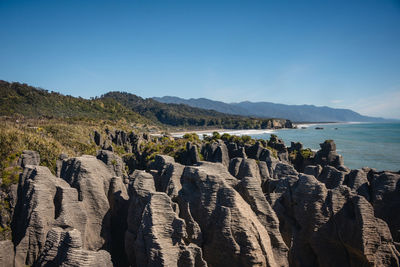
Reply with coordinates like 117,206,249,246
1,136,399,267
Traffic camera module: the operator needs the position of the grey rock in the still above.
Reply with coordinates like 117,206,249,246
314,140,344,168
12,165,87,266
236,176,289,266
370,171,400,243
134,192,207,267
245,141,264,160
343,169,370,201
60,155,113,250
291,175,399,266
180,163,287,267
0,240,14,266
185,141,200,165
304,165,323,178
102,139,114,152
96,150,127,179
56,153,68,177
267,173,400,266
150,154,175,173
35,227,113,267
153,159,185,200
317,165,345,189
18,150,40,167
273,162,298,179
258,161,270,183
201,140,229,167
94,130,103,146
125,170,156,266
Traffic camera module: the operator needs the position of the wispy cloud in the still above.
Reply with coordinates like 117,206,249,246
330,99,343,104
349,90,400,119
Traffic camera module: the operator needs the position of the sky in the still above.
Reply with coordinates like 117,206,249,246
1,0,400,118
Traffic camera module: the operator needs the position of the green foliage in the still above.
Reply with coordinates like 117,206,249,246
300,149,313,159
212,132,221,139
0,81,149,124
101,91,278,129
240,135,252,144
182,133,200,142
267,146,278,159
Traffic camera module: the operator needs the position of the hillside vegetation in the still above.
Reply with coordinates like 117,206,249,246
0,81,290,130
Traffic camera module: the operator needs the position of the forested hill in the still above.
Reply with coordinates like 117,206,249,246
154,96,392,123
0,81,292,129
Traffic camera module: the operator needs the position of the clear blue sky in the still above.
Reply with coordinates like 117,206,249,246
1,0,400,118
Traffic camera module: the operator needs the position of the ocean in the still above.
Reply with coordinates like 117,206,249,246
183,123,400,172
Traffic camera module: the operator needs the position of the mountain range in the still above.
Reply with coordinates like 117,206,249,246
154,96,392,123
0,80,291,130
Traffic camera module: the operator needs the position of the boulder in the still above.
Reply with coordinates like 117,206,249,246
153,159,185,200
55,153,68,177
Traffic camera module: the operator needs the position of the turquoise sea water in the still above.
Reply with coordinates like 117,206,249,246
250,123,400,172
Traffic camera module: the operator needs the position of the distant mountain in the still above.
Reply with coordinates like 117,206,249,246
0,81,292,129
154,96,391,123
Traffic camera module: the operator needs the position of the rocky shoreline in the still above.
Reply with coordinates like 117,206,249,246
0,129,399,266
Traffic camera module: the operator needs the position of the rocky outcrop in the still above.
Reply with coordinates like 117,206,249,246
314,140,344,169
97,149,128,181
17,150,40,167
343,169,370,201
268,174,400,266
201,140,229,167
35,227,113,267
4,134,400,267
179,162,288,266
0,240,14,266
12,165,88,266
60,155,114,251
370,171,400,243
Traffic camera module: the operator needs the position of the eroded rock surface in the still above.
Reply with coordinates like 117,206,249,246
4,142,400,267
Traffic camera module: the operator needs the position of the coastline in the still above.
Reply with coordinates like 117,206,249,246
164,121,367,138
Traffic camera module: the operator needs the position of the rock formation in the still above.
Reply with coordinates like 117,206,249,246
1,137,399,267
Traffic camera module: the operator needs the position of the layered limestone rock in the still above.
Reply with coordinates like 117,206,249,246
35,227,112,267
0,240,14,266
4,139,400,267
268,174,400,266
370,171,400,243
201,140,229,167
60,155,115,251
17,150,40,167
97,149,128,180
180,162,288,267
12,165,88,266
124,169,206,267
314,140,344,169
